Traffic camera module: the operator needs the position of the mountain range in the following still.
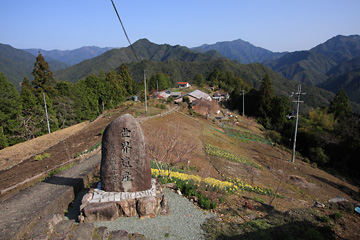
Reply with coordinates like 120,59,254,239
192,35,360,104
192,39,287,64
1,35,359,110
22,46,113,66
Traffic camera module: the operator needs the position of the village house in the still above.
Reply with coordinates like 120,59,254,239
154,90,182,99
177,82,190,88
166,90,182,98
212,92,230,102
174,89,212,103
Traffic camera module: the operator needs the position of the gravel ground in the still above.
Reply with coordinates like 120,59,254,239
92,188,216,240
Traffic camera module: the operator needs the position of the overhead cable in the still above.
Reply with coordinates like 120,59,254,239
110,0,139,62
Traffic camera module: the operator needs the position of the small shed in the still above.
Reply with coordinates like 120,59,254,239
177,82,190,88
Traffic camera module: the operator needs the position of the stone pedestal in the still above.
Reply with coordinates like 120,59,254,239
80,114,169,222
79,179,170,222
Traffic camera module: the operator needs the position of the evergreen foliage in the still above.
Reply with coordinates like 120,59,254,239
31,53,57,96
148,73,172,91
329,87,352,120
0,54,137,149
0,73,21,147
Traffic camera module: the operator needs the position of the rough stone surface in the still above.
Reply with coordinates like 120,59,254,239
109,230,129,240
50,220,75,240
160,195,170,216
100,114,151,192
79,179,169,222
68,222,95,240
137,196,157,219
118,199,137,217
25,214,63,240
94,226,110,240
83,202,118,222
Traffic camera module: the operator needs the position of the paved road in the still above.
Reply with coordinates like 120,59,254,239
0,153,101,240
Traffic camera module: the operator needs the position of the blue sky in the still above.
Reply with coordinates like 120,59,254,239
1,0,359,52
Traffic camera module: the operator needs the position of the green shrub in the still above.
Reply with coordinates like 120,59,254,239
155,103,167,109
183,96,190,104
309,147,329,165
34,153,51,161
319,215,330,223
330,212,343,220
198,195,210,210
311,162,318,168
34,155,43,161
265,130,281,143
304,228,324,240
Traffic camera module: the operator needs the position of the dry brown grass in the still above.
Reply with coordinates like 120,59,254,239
0,121,89,171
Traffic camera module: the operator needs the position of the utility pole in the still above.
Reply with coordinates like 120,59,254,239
287,84,306,163
144,70,148,116
241,90,245,116
43,92,51,134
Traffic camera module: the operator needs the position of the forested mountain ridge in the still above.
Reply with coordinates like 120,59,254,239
54,39,225,83
320,68,360,103
310,35,360,63
263,35,360,103
23,46,113,66
192,39,287,64
264,51,337,85
0,43,68,90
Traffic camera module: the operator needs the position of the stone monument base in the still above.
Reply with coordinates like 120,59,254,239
78,179,169,222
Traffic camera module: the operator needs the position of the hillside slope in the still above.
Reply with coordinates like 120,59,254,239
1,104,358,211
1,103,359,239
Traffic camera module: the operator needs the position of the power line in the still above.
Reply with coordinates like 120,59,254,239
287,84,306,163
110,0,139,62
110,0,147,115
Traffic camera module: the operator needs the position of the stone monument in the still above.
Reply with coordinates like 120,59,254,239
79,114,169,222
100,113,151,192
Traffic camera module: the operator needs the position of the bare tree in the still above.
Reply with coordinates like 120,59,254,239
147,125,198,178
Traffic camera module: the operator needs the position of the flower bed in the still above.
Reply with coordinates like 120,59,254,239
204,144,262,169
222,124,271,144
151,169,281,198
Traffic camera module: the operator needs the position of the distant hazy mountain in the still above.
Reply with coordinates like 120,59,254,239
23,46,113,66
0,43,68,90
54,38,225,83
192,39,287,64
264,51,337,85
310,35,360,63
263,35,360,104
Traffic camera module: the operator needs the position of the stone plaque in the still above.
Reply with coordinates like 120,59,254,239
100,114,151,192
